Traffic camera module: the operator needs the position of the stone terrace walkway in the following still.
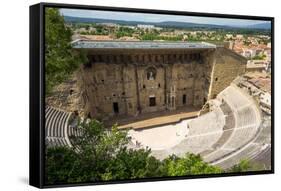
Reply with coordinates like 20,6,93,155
108,106,200,130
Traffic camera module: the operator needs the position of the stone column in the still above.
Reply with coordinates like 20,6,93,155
134,64,141,113
121,65,128,114
164,65,167,107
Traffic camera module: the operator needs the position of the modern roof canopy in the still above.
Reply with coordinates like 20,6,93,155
71,40,217,50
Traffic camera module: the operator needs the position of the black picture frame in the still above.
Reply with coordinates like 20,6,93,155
30,2,274,189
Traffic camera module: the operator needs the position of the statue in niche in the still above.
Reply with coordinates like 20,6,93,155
149,71,154,80
146,67,156,80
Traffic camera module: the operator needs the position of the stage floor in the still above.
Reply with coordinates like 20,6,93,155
105,106,200,130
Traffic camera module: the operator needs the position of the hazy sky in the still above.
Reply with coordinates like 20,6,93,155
60,8,270,27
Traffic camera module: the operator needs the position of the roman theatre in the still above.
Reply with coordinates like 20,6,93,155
45,40,271,169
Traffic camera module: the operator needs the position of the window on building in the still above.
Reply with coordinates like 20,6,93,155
143,85,146,89
149,97,156,107
113,102,119,114
158,83,161,88
215,77,218,81
182,94,187,104
128,102,132,109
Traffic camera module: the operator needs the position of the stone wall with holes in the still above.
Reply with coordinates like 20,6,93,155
46,47,246,120
45,71,86,116
76,49,215,119
79,63,138,120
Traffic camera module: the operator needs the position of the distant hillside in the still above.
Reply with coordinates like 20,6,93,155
64,16,270,30
245,22,271,29
64,16,151,26
155,21,230,29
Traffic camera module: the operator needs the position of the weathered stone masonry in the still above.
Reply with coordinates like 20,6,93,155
48,41,246,120
208,46,247,99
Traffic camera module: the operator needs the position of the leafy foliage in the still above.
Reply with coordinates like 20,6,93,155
45,119,223,184
252,54,266,60
45,147,82,184
229,159,266,172
45,8,87,94
44,8,265,184
163,154,222,176
116,26,135,38
140,33,183,41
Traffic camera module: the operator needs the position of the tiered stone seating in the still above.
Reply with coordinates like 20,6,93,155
129,84,262,164
68,123,83,138
204,126,258,162
220,102,235,130
211,130,233,150
223,126,258,150
212,143,263,169
171,132,222,156
203,85,261,164
224,113,235,130
150,132,222,160
67,125,83,147
253,124,271,144
46,137,69,147
45,106,72,147
251,145,271,168
237,106,257,127
210,102,236,149
188,108,224,135
213,124,271,169
218,86,250,110
213,120,271,169
220,102,232,115
203,149,232,163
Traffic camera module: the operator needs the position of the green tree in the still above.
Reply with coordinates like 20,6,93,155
102,148,165,180
45,8,87,94
230,159,252,172
46,119,223,184
45,147,83,184
229,159,265,172
116,26,134,38
45,120,165,184
163,154,222,176
252,54,266,60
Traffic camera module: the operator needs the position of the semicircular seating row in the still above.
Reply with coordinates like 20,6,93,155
45,106,82,148
151,107,225,159
151,85,262,164
45,84,263,168
203,85,262,164
213,107,271,169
